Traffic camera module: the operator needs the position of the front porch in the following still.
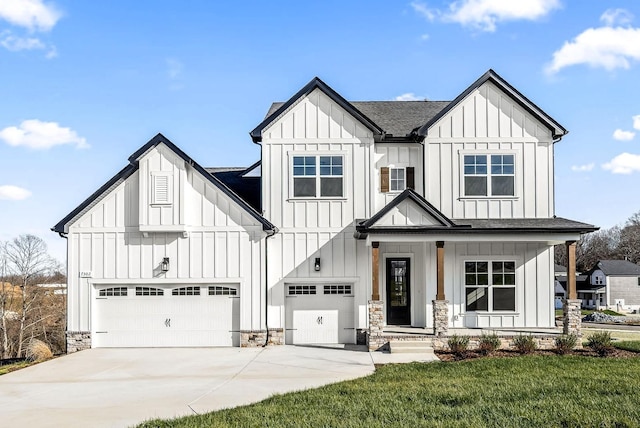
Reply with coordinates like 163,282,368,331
369,325,565,352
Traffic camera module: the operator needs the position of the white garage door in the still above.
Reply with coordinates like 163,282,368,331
285,284,355,345
93,285,239,347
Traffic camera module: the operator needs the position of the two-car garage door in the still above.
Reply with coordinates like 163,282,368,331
93,285,239,347
285,284,355,345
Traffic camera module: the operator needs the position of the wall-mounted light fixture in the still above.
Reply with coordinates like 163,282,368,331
161,257,170,272
314,257,321,272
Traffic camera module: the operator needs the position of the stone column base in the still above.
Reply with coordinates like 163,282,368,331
240,329,284,347
432,300,449,337
66,331,91,353
563,299,582,337
368,300,384,351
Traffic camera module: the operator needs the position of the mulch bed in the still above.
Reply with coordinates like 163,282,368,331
435,348,639,362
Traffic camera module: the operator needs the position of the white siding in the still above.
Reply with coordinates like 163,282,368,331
374,143,423,212
376,199,441,226
66,154,265,335
424,81,555,219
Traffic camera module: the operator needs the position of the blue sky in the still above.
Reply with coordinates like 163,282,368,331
1,0,640,263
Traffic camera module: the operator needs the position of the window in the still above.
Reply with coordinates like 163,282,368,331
465,261,515,312
463,154,514,197
292,155,343,197
135,287,164,296
288,285,316,295
152,174,172,204
172,286,200,296
208,286,237,296
99,287,128,297
323,284,352,295
594,276,604,285
390,168,405,192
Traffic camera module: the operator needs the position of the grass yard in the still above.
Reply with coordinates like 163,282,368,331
614,341,640,353
0,361,31,376
138,356,640,428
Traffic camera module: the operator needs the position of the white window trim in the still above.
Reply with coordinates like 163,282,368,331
389,166,406,193
462,259,518,313
287,151,349,200
150,171,173,205
458,150,519,200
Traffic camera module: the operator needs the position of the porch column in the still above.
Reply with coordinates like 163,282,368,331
433,241,449,336
368,242,384,350
563,240,581,338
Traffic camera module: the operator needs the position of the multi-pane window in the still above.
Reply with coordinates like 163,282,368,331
292,155,343,197
135,287,164,296
465,261,516,312
208,286,237,296
288,285,316,295
172,286,200,296
463,154,514,197
390,168,405,192
323,284,352,295
99,287,128,297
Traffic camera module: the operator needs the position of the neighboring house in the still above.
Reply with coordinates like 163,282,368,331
53,69,596,352
578,260,640,311
554,264,567,309
36,283,67,295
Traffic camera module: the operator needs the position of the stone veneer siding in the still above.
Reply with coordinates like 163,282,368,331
431,335,561,351
240,328,284,347
66,331,91,353
367,300,385,351
432,300,449,336
563,298,582,337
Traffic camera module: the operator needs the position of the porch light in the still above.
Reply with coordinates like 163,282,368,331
161,257,170,272
314,257,321,271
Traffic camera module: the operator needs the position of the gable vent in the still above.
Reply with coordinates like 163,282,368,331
153,175,170,204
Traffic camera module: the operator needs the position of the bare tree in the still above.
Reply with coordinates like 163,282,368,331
4,235,60,358
618,212,640,264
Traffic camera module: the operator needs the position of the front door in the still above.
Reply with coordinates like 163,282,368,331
386,258,411,325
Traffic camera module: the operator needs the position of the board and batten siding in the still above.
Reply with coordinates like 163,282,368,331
66,146,265,334
261,88,375,330
373,143,423,212
424,81,555,220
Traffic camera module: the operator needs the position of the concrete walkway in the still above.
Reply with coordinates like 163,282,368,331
0,346,437,428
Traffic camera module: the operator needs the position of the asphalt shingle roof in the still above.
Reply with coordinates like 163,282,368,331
266,100,451,138
594,260,640,276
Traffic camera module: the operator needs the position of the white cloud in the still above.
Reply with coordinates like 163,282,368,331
613,129,636,141
420,33,430,41
601,8,633,27
395,93,423,101
0,32,44,51
0,0,61,32
0,120,88,150
633,115,640,131
571,163,594,172
546,26,640,74
602,153,640,174
412,0,561,32
0,185,31,200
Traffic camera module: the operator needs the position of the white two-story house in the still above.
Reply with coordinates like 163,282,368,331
53,70,596,352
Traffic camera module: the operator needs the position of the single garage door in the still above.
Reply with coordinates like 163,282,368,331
93,285,239,347
285,284,355,345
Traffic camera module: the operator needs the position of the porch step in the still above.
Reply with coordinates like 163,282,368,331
389,340,434,354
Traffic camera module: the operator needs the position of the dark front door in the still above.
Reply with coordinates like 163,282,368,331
386,258,411,325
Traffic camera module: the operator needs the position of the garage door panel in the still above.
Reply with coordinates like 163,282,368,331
285,286,355,345
93,286,239,347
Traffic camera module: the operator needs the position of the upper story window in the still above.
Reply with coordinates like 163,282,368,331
594,275,604,285
463,154,514,197
381,167,414,193
292,155,343,198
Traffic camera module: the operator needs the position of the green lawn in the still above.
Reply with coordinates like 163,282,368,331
614,341,640,353
0,361,31,376
138,356,640,428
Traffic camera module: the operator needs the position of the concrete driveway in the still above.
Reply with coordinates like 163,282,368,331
0,346,379,428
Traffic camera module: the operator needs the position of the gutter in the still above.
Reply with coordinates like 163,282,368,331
263,227,278,347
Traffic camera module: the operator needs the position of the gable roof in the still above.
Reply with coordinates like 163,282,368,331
206,164,261,212
592,260,640,276
250,77,384,143
359,189,458,229
417,69,568,140
52,133,275,234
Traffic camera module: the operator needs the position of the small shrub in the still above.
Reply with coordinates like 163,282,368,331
25,339,53,362
513,335,537,354
478,333,501,355
587,331,614,357
554,334,578,355
447,334,470,359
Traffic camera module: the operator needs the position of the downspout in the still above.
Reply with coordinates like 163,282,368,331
55,231,69,353
263,228,277,347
